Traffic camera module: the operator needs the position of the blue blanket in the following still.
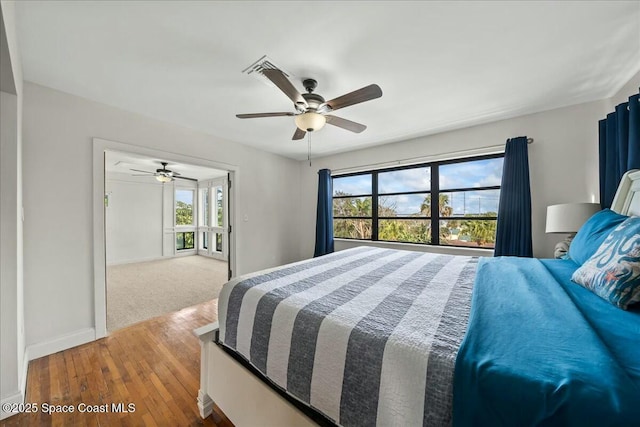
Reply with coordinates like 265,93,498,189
453,257,640,426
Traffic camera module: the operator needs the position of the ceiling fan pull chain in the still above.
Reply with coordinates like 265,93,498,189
308,133,312,167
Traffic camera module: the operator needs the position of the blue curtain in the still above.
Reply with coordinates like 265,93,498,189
599,93,640,208
494,136,533,257
314,169,334,257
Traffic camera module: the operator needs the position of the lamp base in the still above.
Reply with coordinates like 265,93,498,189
553,234,576,259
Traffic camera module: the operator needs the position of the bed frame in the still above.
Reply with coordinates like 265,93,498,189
194,323,318,426
194,169,640,427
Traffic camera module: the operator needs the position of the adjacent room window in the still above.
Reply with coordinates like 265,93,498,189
199,188,209,227
332,154,504,249
175,189,195,226
176,231,195,250
201,232,208,250
215,186,224,228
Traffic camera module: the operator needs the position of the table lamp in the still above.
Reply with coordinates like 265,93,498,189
546,203,601,258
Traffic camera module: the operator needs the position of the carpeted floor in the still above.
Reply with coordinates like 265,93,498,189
106,255,228,332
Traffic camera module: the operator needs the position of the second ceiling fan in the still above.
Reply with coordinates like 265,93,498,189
236,69,383,140
130,162,197,183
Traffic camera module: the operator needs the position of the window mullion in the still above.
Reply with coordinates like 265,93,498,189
372,172,379,241
431,166,439,246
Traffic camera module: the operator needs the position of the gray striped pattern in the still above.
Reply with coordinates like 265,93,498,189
219,247,477,427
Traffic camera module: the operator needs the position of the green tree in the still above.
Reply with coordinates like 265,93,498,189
176,201,193,225
177,231,194,249
420,194,456,243
460,213,498,246
420,194,453,217
333,191,373,239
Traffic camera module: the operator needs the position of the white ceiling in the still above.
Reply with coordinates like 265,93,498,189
15,1,640,160
105,151,227,181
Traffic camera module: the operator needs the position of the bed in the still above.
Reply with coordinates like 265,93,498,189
195,169,640,426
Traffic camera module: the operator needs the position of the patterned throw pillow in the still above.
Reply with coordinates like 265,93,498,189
571,216,640,309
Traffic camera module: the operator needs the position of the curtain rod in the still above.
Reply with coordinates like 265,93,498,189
331,138,534,174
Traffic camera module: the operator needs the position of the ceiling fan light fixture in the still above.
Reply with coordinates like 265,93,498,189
156,175,173,183
295,112,326,132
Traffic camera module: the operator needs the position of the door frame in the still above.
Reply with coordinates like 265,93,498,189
92,137,238,339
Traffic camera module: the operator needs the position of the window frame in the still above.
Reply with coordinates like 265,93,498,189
332,153,504,248
176,231,195,251
175,188,196,227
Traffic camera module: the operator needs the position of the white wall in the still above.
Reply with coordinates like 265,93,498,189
610,70,639,106
0,0,25,420
105,173,164,265
22,82,301,351
298,99,611,260
105,172,203,265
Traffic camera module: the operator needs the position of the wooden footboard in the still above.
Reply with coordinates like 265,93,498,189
194,322,318,427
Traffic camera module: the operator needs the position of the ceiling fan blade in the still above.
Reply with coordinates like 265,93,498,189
172,171,181,176
236,112,295,119
131,174,153,177
325,84,382,112
130,169,154,174
292,128,306,140
262,69,308,107
325,115,367,133
174,175,198,182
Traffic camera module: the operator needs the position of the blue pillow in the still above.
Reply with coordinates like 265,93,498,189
571,216,640,309
569,209,628,264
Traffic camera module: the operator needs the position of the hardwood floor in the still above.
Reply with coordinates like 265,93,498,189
1,300,233,427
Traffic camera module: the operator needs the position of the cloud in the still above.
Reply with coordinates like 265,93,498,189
334,174,372,196
440,158,503,190
379,168,431,193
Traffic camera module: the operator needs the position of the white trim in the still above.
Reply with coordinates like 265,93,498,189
0,390,24,420
21,347,28,396
334,238,494,258
1,333,32,420
26,328,95,361
93,137,238,339
331,144,506,175
106,255,169,267
174,249,197,257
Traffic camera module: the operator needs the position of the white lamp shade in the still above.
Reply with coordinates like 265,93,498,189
156,175,173,183
545,203,601,233
295,112,326,132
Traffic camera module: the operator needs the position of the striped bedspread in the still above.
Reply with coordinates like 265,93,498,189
218,246,477,426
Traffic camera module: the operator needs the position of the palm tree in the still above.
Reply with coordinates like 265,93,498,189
420,194,453,217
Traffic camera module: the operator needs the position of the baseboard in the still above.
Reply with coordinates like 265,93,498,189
107,255,167,267
0,347,30,420
0,390,24,420
26,327,95,361
106,252,204,266
21,347,29,396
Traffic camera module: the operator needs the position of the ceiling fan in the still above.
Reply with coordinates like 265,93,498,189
130,162,197,183
236,69,383,140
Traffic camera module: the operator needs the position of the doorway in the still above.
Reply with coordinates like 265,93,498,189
93,138,237,338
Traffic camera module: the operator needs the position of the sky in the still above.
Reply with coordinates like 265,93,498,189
334,158,503,216
176,189,194,205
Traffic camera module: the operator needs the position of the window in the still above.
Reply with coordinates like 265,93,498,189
199,188,209,227
196,179,227,259
332,154,504,249
215,186,223,227
176,232,195,250
215,233,223,252
175,189,194,226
